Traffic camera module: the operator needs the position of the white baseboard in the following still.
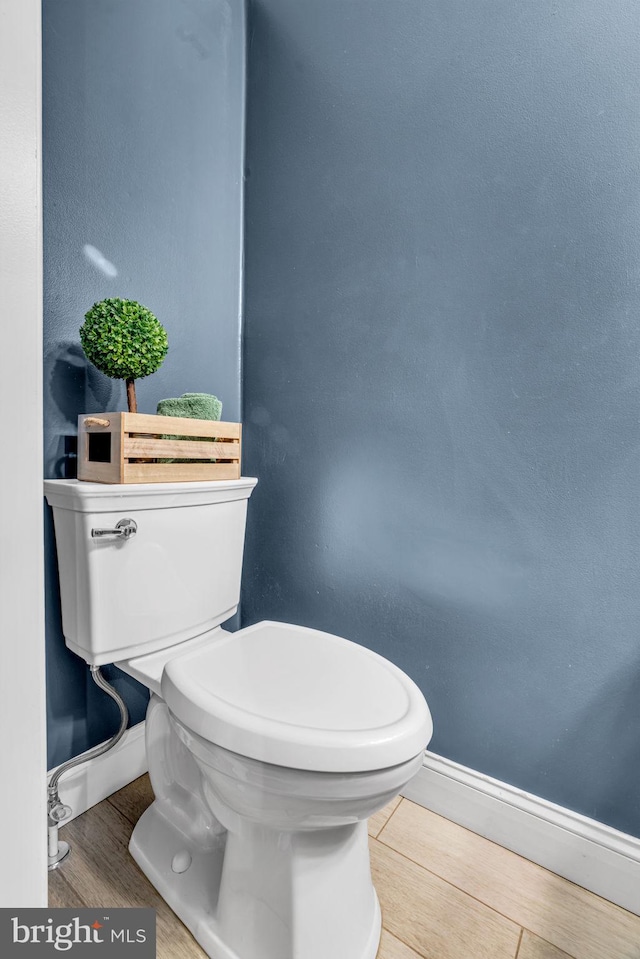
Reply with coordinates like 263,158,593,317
402,751,640,916
47,722,148,824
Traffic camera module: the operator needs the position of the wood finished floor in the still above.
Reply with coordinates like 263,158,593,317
49,775,640,959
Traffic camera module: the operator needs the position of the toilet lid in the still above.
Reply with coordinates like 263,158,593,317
161,621,433,772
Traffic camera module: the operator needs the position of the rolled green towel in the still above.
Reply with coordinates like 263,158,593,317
156,393,222,462
156,392,222,421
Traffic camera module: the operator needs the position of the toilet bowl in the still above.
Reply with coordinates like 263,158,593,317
165,721,424,959
120,620,431,959
44,478,433,959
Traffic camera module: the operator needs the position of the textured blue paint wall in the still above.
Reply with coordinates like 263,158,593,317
242,0,640,835
43,0,246,768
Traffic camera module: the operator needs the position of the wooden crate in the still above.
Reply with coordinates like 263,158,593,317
77,412,242,483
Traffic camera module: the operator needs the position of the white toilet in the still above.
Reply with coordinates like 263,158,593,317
44,477,432,959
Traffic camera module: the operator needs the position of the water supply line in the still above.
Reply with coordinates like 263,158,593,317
47,665,129,870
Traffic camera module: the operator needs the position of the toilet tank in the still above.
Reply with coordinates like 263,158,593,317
44,478,258,665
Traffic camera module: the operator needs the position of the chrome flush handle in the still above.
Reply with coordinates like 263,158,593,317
91,518,138,539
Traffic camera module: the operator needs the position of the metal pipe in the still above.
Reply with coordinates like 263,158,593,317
47,665,129,869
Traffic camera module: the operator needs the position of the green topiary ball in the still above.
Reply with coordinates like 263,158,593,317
80,298,168,382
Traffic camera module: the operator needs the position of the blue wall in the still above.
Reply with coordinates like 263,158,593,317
43,0,246,768
43,0,640,840
242,0,640,836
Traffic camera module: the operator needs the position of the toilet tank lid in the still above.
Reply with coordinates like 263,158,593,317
161,621,433,773
43,477,258,512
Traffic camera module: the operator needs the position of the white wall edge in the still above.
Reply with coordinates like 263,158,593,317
402,751,640,916
48,722,148,825
0,0,46,907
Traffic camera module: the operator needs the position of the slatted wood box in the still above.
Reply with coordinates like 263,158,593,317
77,412,242,483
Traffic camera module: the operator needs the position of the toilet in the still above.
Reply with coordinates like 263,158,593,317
44,477,433,959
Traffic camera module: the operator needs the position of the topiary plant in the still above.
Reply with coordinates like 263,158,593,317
80,298,169,413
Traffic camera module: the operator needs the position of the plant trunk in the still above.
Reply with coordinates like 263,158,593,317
126,378,137,414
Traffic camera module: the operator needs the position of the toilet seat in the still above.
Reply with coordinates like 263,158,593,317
161,620,432,773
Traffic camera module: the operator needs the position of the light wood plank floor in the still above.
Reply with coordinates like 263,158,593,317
49,775,640,959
